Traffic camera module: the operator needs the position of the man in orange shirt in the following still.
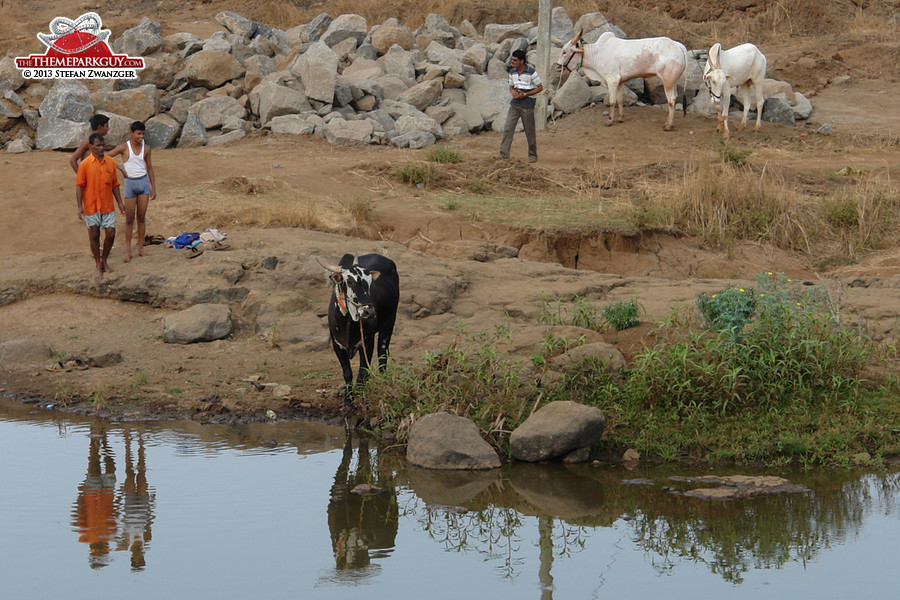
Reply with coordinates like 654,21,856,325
76,133,125,280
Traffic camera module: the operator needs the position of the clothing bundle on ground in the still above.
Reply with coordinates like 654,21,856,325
164,232,201,249
164,229,229,257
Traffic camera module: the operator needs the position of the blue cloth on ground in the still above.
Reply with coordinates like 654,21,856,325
172,232,200,249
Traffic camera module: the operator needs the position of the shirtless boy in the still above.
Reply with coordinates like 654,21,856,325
107,121,156,262
69,114,110,173
76,134,126,280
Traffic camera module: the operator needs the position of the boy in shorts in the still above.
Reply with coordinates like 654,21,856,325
76,133,126,280
108,121,156,262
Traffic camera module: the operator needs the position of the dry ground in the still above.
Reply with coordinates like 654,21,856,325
0,0,898,422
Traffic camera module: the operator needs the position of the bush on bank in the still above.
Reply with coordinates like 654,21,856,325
362,273,900,466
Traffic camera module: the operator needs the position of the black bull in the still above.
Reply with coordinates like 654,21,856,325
325,253,399,406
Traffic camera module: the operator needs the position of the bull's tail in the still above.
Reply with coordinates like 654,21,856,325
679,43,690,117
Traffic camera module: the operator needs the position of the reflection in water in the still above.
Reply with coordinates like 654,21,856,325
70,421,155,570
327,435,398,575
116,430,155,570
71,421,118,569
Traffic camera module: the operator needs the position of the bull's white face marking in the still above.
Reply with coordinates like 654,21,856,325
336,266,374,322
705,68,728,104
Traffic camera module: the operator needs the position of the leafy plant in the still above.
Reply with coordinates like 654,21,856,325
601,299,643,331
719,142,752,167
696,286,757,336
395,162,437,185
426,146,462,164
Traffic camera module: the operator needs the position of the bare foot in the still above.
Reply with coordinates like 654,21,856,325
102,261,113,273
137,246,146,257
123,253,132,263
93,266,103,280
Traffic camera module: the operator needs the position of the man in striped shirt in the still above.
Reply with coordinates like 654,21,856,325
499,49,544,163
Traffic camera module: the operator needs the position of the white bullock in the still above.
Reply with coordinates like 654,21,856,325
703,42,767,138
556,30,688,131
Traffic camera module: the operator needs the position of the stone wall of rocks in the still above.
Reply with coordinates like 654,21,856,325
0,8,812,154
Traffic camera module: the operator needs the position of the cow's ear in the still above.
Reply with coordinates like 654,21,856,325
338,253,355,268
369,271,381,281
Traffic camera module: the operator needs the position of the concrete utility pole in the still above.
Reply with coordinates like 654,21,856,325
535,0,552,130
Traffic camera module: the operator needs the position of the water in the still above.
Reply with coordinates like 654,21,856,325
2,396,898,599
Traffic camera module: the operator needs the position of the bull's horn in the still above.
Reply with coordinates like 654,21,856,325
573,27,583,43
314,256,341,273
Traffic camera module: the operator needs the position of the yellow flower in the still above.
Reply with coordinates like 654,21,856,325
739,288,745,292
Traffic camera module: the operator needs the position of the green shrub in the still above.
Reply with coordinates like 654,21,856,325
601,299,643,331
395,162,437,185
696,286,756,336
719,143,752,167
426,146,462,163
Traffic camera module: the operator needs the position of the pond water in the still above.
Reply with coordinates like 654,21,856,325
2,396,898,598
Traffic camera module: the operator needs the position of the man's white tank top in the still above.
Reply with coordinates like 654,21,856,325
123,141,147,178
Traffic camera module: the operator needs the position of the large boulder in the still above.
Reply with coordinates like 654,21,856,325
465,75,510,130
39,80,93,122
177,113,207,147
139,57,176,89
320,14,367,47
552,71,591,114
301,12,333,43
510,401,606,462
243,55,278,92
380,45,417,88
371,20,415,54
407,412,501,470
113,17,163,56
163,304,233,344
92,84,160,122
188,96,247,129
145,114,181,148
323,117,374,144
215,11,258,39
182,51,245,89
0,57,26,92
393,114,443,139
484,22,533,44
35,117,89,150
249,81,310,125
424,41,464,74
291,41,338,104
762,96,796,126
397,79,443,112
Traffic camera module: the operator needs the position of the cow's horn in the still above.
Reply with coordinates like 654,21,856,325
573,27,583,43
315,256,341,273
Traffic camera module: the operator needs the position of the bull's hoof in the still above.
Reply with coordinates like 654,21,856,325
605,120,614,127
663,124,673,131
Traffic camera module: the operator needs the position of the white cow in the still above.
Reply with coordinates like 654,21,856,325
703,42,767,138
556,30,688,131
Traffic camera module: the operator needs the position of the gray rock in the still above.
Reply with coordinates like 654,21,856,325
163,304,233,344
268,114,314,135
6,137,32,153
390,131,436,148
424,41,464,74
207,129,246,146
397,79,443,112
0,56,25,93
182,51,246,89
215,11,258,39
249,82,310,125
177,113,207,148
97,112,132,145
510,401,606,462
39,80,93,122
302,12,333,44
324,117,374,143
243,54,278,92
35,117,89,150
407,412,501,470
762,96,796,126
462,43,490,74
550,342,627,383
321,13,367,47
372,74,407,101
448,102,484,131
792,92,813,119
484,22,533,44
465,75,510,129
92,84,160,122
114,17,163,56
551,7,575,42
203,34,233,54
145,114,181,148
188,96,247,129
380,45,417,87
168,97,193,124
0,97,22,130
291,41,338,104
552,71,592,114
573,13,609,36
393,114,443,139
139,57,177,89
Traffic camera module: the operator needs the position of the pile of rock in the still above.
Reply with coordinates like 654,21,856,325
0,9,812,153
